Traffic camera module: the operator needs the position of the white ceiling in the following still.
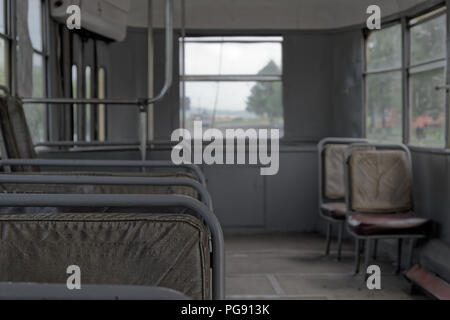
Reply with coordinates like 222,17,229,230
127,0,430,30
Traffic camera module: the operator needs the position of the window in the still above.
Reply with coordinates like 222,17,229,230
0,0,7,88
364,7,449,149
23,0,47,143
180,36,284,136
72,64,78,141
408,11,446,147
85,66,92,141
98,67,106,141
365,24,403,143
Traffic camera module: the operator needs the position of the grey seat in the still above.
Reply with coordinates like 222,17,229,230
0,96,39,172
344,144,430,275
0,212,211,300
318,138,367,260
0,171,200,201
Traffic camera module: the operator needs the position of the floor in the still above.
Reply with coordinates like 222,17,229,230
224,233,426,300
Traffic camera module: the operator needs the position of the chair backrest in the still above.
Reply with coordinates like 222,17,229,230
318,138,368,202
0,212,211,300
0,171,200,201
323,144,348,200
346,146,413,213
0,96,38,172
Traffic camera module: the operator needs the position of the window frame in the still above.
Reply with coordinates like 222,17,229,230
0,0,10,91
97,66,107,142
364,6,450,150
24,0,50,142
179,36,284,133
363,21,404,144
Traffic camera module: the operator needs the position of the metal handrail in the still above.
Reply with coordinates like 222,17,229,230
0,159,207,187
0,174,213,210
0,193,225,300
19,0,174,161
21,0,173,107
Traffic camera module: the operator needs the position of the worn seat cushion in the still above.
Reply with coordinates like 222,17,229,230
349,150,412,213
0,212,211,300
348,212,429,236
323,144,347,200
0,96,39,172
320,202,346,220
0,171,199,200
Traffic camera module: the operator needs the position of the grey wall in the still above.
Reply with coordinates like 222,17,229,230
283,33,333,141
106,28,149,141
153,30,180,140
330,30,364,137
283,29,364,141
412,150,450,244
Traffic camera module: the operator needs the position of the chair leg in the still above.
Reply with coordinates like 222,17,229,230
372,239,378,260
407,239,415,269
396,238,403,274
337,222,344,261
364,239,372,280
354,238,361,274
325,222,332,256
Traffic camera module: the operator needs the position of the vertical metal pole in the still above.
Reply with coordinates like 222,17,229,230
407,238,415,269
354,239,361,274
396,238,403,274
147,0,155,141
337,222,343,261
364,239,372,280
372,239,378,260
9,0,16,96
180,0,186,128
325,222,332,256
445,3,450,148
402,17,410,144
139,105,148,162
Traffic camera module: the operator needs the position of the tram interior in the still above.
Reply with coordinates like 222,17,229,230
0,0,449,300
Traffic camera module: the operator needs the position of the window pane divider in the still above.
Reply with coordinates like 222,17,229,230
364,67,402,75
408,56,446,70
408,59,446,74
181,75,282,82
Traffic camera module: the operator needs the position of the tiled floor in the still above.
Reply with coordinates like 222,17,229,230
225,233,426,300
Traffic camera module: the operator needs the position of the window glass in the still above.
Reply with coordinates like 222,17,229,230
366,71,403,142
184,81,283,135
31,53,44,97
23,54,46,143
98,68,106,141
365,25,403,142
185,41,282,75
366,24,402,70
0,0,5,34
85,66,92,141
182,37,284,134
72,65,78,141
27,0,43,52
410,14,446,65
409,67,445,147
0,37,7,87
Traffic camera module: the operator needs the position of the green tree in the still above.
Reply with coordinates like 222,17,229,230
246,60,282,123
